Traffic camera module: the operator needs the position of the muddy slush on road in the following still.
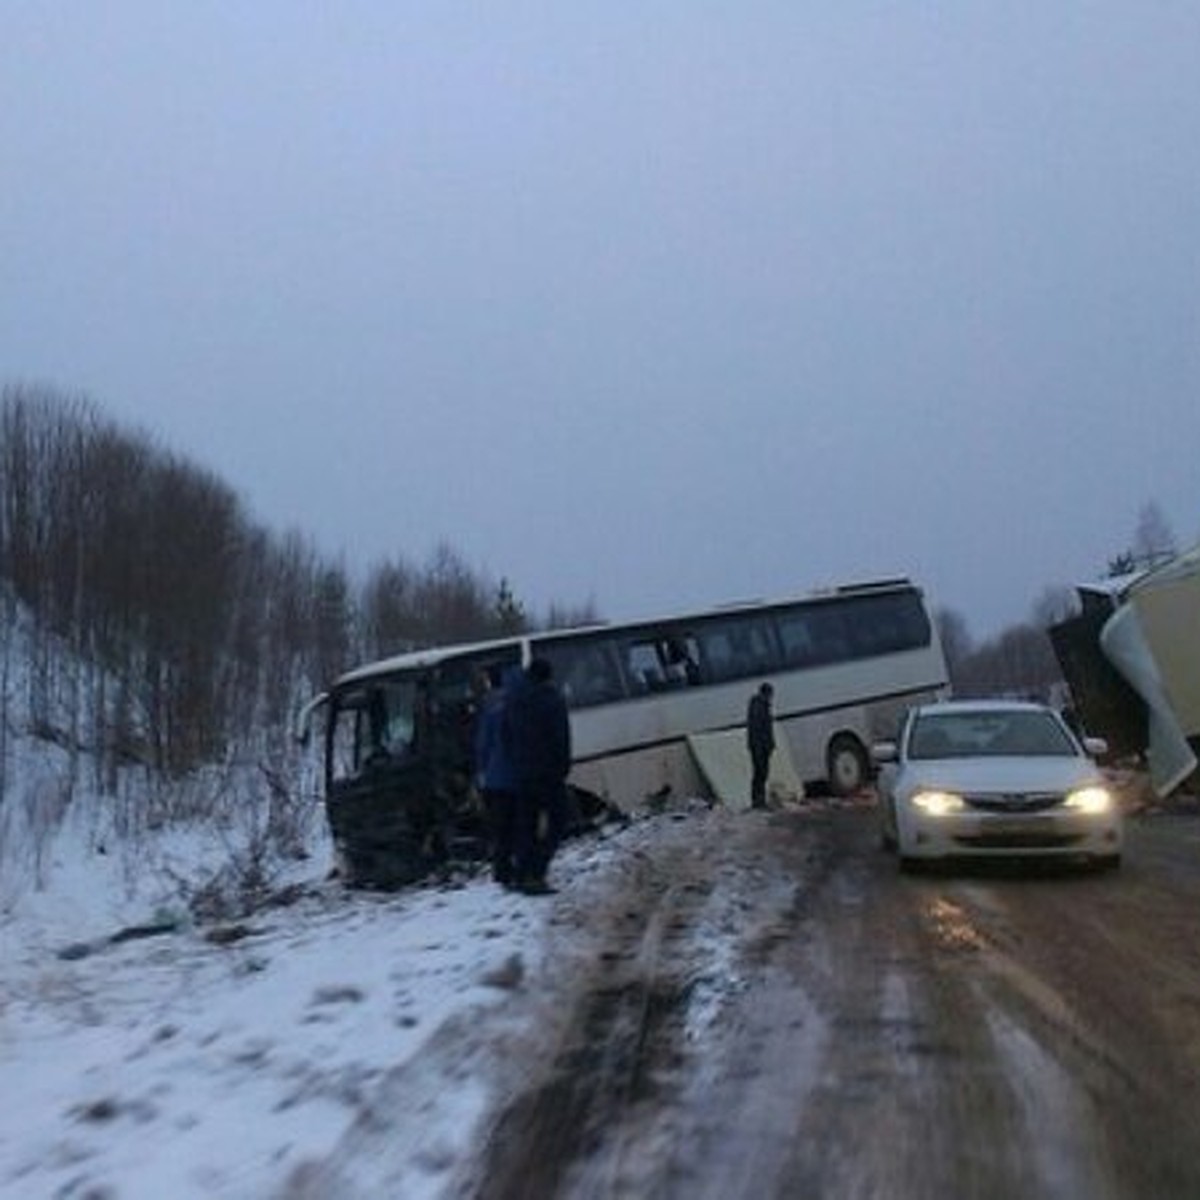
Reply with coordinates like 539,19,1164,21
459,797,1200,1200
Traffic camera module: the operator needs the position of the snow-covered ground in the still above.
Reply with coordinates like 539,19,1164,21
0,611,714,1198
0,785,686,1200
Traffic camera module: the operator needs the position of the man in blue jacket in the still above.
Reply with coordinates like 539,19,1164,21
504,658,572,894
474,664,521,886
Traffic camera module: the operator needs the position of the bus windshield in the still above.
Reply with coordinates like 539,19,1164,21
329,676,420,785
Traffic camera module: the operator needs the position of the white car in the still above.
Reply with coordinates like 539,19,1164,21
873,700,1123,871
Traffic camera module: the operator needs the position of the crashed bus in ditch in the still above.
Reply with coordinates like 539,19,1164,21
296,578,949,887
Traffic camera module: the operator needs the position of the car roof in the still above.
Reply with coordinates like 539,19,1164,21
912,699,1054,718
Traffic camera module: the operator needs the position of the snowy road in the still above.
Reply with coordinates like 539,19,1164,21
451,803,1200,1200
8,800,1200,1198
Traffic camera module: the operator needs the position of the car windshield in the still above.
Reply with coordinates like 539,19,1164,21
908,709,1076,760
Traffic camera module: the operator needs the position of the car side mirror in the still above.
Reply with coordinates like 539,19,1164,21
1082,736,1108,759
871,741,898,764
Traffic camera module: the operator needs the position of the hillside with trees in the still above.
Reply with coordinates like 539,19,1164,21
0,385,594,813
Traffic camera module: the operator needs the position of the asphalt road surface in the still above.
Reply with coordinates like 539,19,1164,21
467,801,1200,1200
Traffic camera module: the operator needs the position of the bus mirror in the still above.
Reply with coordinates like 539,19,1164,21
293,691,329,747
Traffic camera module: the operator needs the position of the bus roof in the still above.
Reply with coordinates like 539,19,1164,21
331,576,922,689
336,633,529,686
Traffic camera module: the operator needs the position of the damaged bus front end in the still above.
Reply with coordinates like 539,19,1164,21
303,648,514,888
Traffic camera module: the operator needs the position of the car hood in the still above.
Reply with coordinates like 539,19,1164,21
899,756,1104,796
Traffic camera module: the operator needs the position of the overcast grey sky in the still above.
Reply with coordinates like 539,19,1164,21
3,3,1197,639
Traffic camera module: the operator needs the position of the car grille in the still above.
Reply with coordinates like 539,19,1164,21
964,792,1063,813
955,831,1082,850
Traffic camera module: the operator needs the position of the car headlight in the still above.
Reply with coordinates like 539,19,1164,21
911,790,965,816
1063,786,1112,814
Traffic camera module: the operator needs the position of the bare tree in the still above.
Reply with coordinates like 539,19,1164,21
953,621,1063,700
412,542,494,645
542,596,602,630
934,607,973,692
1132,500,1177,569
1107,551,1137,577
0,580,13,802
360,556,419,660
313,563,353,688
493,577,527,635
0,383,598,829
1032,585,1079,629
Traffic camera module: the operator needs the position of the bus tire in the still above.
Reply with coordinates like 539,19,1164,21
827,734,869,797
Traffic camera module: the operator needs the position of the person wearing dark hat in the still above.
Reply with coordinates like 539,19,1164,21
503,657,572,894
747,681,775,809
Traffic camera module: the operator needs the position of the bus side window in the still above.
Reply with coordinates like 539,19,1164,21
739,624,778,675
804,606,850,666
625,634,700,692
777,612,817,667
845,596,895,657
699,628,737,682
868,592,930,651
541,638,626,708
696,616,780,683
834,592,931,660
663,635,701,686
627,641,663,693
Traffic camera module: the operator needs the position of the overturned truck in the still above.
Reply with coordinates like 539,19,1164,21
1050,544,1200,798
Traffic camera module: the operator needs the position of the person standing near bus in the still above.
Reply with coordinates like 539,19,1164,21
504,657,572,894
747,681,775,809
474,664,521,887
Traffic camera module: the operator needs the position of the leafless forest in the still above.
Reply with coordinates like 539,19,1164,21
0,386,597,810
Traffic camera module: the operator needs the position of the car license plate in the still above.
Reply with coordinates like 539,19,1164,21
987,818,1046,837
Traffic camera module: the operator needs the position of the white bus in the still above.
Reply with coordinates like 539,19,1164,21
299,577,948,886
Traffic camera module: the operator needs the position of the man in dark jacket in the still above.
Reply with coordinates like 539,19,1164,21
747,681,775,809
504,658,572,894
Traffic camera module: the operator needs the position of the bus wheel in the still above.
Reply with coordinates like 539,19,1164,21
827,735,869,797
